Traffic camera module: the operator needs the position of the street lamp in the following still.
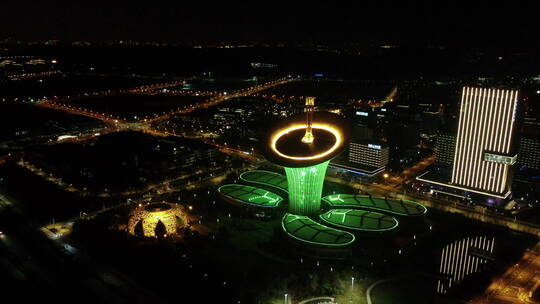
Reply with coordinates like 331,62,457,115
284,293,288,304
351,277,355,303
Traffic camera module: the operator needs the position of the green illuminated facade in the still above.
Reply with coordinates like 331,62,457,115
217,108,429,248
284,160,330,216
322,194,427,216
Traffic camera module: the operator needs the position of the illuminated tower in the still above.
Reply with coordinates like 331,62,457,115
301,97,315,143
451,87,519,198
263,98,350,215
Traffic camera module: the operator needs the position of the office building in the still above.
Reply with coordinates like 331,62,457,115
451,87,519,198
348,141,389,173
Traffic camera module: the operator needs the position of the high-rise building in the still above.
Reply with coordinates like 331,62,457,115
435,134,456,167
451,87,519,198
434,133,539,171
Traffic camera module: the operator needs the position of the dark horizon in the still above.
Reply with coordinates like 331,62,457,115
3,2,540,46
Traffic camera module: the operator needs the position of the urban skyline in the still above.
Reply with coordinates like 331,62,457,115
1,4,540,304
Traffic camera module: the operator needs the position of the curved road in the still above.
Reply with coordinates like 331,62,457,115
366,278,400,304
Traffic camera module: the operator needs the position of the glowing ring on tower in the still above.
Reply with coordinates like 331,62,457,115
262,112,350,168
270,123,342,161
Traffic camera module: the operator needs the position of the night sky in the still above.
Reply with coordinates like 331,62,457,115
2,2,540,45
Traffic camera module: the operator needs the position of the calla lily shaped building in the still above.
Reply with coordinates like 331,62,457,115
261,99,350,215
218,97,426,248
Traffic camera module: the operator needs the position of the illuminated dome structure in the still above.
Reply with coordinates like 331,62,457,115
128,202,187,238
261,98,350,216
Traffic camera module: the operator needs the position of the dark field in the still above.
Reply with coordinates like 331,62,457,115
0,102,103,142
1,74,160,101
22,131,223,194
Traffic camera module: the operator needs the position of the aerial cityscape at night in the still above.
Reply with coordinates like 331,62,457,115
1,3,540,304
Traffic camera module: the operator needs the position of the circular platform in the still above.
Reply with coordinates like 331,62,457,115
262,112,350,168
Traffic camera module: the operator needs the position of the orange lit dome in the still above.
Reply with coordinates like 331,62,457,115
128,202,187,238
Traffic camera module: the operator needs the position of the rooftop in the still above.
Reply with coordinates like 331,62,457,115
218,184,283,208
320,209,399,231
239,170,288,193
281,213,355,247
322,194,427,216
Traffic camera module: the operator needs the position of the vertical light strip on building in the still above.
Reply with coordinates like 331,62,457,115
499,91,511,193
458,87,471,184
468,88,478,188
490,89,503,192
463,87,476,187
451,87,518,195
482,90,493,191
475,89,487,189
486,89,496,192
506,92,518,153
